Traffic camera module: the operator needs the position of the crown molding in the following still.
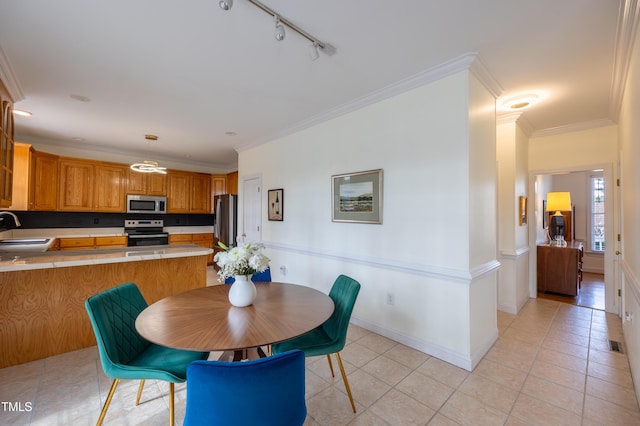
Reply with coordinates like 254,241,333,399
0,44,24,102
609,0,640,121
530,118,617,138
238,52,487,152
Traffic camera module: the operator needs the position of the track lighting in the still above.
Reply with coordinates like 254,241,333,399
274,15,285,41
219,0,233,11
220,0,335,60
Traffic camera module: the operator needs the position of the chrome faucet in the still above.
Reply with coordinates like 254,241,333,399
0,211,21,227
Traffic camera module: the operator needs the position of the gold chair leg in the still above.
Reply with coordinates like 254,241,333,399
335,352,356,413
326,354,335,377
169,382,175,426
97,378,120,426
136,380,145,405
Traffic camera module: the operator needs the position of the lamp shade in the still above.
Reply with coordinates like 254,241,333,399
546,192,571,214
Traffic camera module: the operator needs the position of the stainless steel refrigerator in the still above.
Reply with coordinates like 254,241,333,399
214,194,238,247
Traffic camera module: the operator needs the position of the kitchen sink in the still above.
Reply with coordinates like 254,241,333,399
0,238,55,252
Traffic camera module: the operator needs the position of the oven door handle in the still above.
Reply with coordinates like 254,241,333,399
127,234,169,239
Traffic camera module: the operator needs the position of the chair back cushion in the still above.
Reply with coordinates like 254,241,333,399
85,283,150,376
184,350,306,426
321,274,361,349
225,267,272,284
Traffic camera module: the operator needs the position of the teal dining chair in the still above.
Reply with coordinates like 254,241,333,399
184,349,307,425
85,283,209,425
272,274,361,412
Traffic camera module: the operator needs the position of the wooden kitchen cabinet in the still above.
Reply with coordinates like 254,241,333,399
94,164,126,212
167,171,191,213
190,172,211,213
167,170,211,213
58,158,94,211
126,169,167,196
537,242,583,296
59,237,95,250
169,233,214,264
0,81,15,208
30,150,59,211
226,171,238,194
95,236,127,248
11,145,58,211
59,236,127,250
59,158,126,212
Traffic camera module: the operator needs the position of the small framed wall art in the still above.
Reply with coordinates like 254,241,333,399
268,189,283,221
519,195,528,226
331,169,383,224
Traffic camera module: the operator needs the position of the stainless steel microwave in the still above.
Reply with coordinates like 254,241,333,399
126,195,167,214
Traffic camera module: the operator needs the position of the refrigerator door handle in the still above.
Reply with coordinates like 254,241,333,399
214,197,222,239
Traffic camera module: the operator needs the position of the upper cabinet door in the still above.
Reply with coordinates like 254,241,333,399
190,173,211,213
126,169,167,196
31,151,59,211
58,158,94,211
167,171,190,213
146,173,167,196
0,82,15,208
94,164,126,212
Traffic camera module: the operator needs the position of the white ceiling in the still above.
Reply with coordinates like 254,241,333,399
0,1,635,171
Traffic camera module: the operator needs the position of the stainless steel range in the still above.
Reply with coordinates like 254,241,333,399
125,219,169,247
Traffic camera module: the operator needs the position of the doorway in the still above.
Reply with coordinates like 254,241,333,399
531,163,616,314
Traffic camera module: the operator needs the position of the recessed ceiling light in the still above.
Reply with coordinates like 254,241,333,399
500,94,540,111
72,137,85,142
225,131,237,136
13,109,32,117
70,94,91,102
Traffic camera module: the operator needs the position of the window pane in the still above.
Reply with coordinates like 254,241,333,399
592,176,605,252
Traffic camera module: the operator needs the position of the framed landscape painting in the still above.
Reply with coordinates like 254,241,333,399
331,169,383,224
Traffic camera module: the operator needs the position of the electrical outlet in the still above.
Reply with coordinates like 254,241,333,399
386,292,395,306
279,265,287,276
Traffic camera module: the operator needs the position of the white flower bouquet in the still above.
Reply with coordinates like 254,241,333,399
214,241,270,281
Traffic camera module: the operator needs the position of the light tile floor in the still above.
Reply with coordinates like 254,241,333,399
1,298,639,425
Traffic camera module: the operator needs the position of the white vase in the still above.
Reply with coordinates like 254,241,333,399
228,275,257,307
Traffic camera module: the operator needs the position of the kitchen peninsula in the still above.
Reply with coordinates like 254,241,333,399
0,244,212,368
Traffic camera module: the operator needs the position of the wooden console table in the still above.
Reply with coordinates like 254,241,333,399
537,241,583,297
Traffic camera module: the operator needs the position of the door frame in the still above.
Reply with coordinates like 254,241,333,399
528,162,618,315
240,173,262,244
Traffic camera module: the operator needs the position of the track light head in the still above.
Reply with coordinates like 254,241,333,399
308,42,319,61
219,0,233,11
274,15,285,41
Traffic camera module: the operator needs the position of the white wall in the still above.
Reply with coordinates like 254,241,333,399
496,119,530,314
238,68,498,370
619,16,640,404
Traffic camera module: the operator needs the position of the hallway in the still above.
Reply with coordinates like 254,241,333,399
538,272,605,311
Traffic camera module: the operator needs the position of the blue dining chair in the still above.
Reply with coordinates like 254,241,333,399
224,267,272,283
272,274,361,412
85,283,209,425
183,350,307,426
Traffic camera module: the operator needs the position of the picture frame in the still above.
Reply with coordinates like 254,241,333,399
519,195,528,226
268,189,283,221
331,169,383,224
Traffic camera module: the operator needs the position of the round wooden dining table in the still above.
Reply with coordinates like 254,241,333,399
135,282,334,361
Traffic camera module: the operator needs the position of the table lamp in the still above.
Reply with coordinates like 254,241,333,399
546,191,571,243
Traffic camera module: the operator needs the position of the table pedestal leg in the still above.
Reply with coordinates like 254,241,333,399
218,346,267,361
